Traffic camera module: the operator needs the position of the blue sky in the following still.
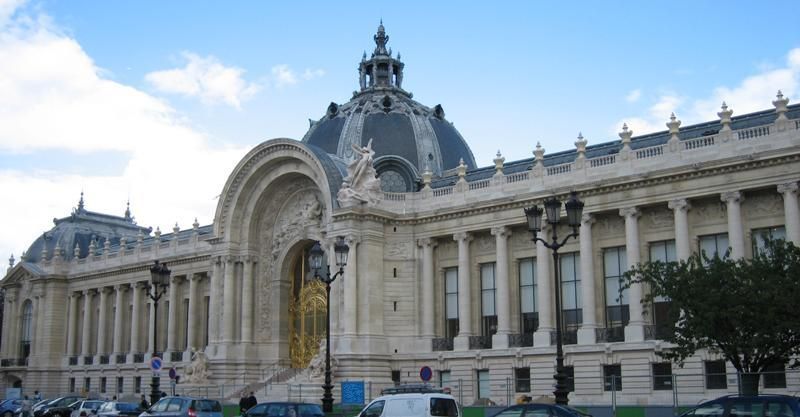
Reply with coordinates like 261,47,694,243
1,0,799,263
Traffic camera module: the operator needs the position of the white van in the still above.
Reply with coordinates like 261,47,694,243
358,391,460,417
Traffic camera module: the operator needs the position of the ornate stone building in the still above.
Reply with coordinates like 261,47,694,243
2,24,800,405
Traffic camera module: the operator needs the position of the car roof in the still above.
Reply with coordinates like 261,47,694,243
374,393,456,401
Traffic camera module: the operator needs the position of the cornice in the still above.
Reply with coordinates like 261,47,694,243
67,255,211,282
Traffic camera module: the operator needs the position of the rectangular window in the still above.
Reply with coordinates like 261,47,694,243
519,258,538,333
391,370,401,384
100,377,107,393
763,362,786,389
445,268,459,338
752,227,787,256
603,364,622,391
183,298,190,350
134,376,142,394
603,247,629,328
563,366,575,393
649,240,677,339
705,360,727,389
477,369,490,399
69,378,75,393
480,263,497,336
699,233,730,259
204,296,210,347
514,368,530,393
560,253,582,331
84,377,91,393
652,363,673,390
117,377,124,395
439,370,451,388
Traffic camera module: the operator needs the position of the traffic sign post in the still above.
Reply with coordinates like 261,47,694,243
150,356,162,376
419,366,432,382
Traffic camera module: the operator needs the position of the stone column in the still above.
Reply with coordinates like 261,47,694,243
208,257,222,344
418,238,437,339
491,226,511,349
722,191,745,258
223,256,236,343
166,276,181,352
31,296,40,356
5,298,17,357
453,232,473,350
81,290,94,356
669,199,692,260
147,297,155,355
130,283,143,354
621,207,645,341
96,287,110,355
186,273,200,350
241,257,255,343
778,182,800,244
343,236,359,336
533,226,553,346
66,293,79,356
578,214,597,344
112,285,126,354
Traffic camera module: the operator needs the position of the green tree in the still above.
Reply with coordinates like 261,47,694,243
623,238,800,395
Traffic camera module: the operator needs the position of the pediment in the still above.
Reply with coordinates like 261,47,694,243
1,262,43,286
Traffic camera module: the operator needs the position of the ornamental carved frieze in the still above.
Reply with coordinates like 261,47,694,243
691,198,725,224
643,206,674,230
385,241,412,260
474,234,494,254
596,215,624,238
742,191,782,219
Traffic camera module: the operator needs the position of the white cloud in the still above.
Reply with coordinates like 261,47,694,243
612,47,800,136
0,0,25,27
271,65,325,87
0,6,249,261
625,89,641,103
145,52,261,109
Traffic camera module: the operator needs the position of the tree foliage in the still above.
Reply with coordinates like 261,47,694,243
623,238,800,375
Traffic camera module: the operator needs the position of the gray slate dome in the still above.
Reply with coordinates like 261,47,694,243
23,194,150,263
302,23,476,192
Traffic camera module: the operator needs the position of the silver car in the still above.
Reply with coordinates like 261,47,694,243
139,397,222,417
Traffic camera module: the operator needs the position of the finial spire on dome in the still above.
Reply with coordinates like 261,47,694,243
78,191,85,212
124,200,132,220
373,20,389,56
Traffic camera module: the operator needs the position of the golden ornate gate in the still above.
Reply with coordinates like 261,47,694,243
288,247,327,368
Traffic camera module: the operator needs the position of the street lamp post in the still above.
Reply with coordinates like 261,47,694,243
524,191,584,405
147,260,171,406
309,237,349,413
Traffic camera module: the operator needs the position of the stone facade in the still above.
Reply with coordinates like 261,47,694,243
2,26,800,407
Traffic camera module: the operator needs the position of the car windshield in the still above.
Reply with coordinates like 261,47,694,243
116,403,140,412
192,400,221,412
296,404,323,417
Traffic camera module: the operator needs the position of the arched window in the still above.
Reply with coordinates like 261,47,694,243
20,300,33,358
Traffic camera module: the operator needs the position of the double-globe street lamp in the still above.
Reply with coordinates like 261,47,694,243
308,237,350,413
524,192,584,405
147,260,171,406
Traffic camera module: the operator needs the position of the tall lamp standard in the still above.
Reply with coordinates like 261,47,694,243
147,260,171,406
308,237,349,413
524,192,584,405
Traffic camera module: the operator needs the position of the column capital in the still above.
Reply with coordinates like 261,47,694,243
114,283,129,291
619,207,641,219
134,281,149,290
668,198,691,212
170,275,183,285
223,255,236,264
344,234,361,246
490,226,511,238
453,231,472,242
188,272,203,282
83,289,97,296
99,286,113,295
581,213,595,225
777,182,799,196
417,237,438,248
721,191,744,203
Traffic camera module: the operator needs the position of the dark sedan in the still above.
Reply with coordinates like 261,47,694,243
34,397,84,417
0,399,23,417
492,403,592,417
241,402,324,417
680,394,800,417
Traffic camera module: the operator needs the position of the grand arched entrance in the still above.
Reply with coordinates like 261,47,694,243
287,242,327,368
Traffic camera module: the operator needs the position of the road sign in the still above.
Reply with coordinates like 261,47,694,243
150,356,162,371
168,367,177,380
419,365,432,381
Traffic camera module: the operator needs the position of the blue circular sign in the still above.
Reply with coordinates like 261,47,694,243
420,366,433,381
150,356,162,371
169,367,177,379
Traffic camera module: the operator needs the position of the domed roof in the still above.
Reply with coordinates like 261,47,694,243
302,23,476,192
23,193,150,263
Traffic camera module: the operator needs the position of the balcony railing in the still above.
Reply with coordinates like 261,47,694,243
596,327,625,343
170,351,184,362
0,359,11,367
83,356,94,365
432,338,454,351
69,356,78,365
99,355,110,365
468,335,492,350
550,330,578,345
116,354,127,364
133,353,145,363
508,333,533,347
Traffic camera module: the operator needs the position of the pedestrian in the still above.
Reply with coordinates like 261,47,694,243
246,392,257,410
238,392,248,414
140,395,149,410
21,396,32,417
33,391,42,402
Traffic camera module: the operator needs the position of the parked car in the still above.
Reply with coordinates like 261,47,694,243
358,385,460,417
680,394,800,417
34,398,84,417
95,402,141,417
241,402,324,417
491,403,592,417
139,397,222,417
0,399,23,417
69,401,105,417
